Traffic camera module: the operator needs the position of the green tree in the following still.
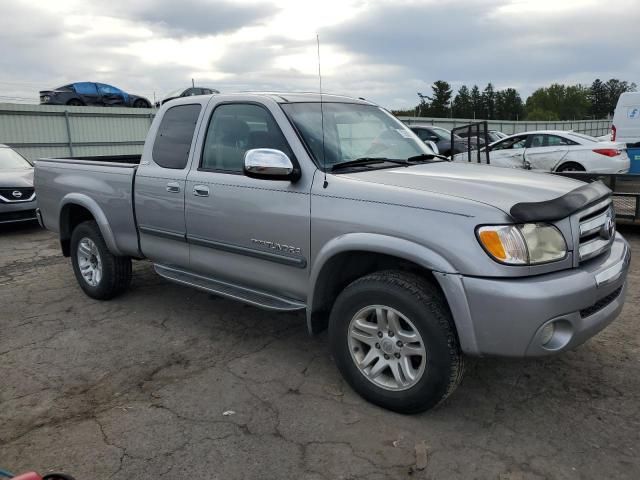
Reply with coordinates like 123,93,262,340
470,85,482,119
605,79,637,116
452,85,473,118
495,88,524,120
526,108,560,121
416,92,430,116
525,83,590,120
482,83,496,119
589,79,609,118
424,80,453,117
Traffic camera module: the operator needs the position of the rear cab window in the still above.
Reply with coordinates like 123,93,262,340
152,104,202,169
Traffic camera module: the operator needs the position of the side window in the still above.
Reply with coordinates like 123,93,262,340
412,129,431,141
201,103,294,173
529,134,546,148
152,104,202,169
493,135,527,150
547,135,576,146
97,84,122,96
74,82,98,95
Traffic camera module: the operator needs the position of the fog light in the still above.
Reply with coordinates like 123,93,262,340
540,323,555,346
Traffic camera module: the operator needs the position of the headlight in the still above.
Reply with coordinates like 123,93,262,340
477,223,567,265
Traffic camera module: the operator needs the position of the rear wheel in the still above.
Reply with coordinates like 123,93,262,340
556,162,585,172
70,220,132,300
329,270,464,413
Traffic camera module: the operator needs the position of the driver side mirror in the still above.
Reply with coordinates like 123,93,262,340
427,135,439,142
244,148,300,182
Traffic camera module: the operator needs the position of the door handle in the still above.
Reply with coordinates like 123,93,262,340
193,185,210,197
166,182,181,193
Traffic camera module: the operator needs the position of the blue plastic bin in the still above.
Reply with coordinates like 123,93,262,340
628,147,640,173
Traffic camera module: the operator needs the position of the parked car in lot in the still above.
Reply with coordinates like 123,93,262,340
35,93,630,413
611,92,640,146
454,130,630,173
156,86,220,107
39,82,151,108
457,129,507,145
0,145,37,224
409,125,476,156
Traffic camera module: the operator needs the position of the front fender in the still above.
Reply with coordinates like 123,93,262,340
59,193,122,256
307,233,458,332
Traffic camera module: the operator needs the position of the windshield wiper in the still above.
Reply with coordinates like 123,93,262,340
330,157,409,171
406,153,451,163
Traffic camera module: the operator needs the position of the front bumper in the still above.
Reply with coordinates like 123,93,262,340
0,198,38,224
438,233,630,357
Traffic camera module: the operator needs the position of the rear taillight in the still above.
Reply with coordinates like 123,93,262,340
611,125,616,141
593,148,622,157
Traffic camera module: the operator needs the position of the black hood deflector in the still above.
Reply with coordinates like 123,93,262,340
510,180,611,222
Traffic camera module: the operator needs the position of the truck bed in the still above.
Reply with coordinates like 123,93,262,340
35,155,141,258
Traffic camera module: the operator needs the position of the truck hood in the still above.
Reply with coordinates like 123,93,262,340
341,162,586,216
0,168,34,188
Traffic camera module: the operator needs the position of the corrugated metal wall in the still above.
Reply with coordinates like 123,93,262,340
0,103,154,161
0,103,613,162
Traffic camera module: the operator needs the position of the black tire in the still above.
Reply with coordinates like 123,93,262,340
133,99,148,108
329,270,464,413
556,162,585,172
70,220,132,300
66,99,83,106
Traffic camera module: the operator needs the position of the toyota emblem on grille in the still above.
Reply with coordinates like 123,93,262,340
600,213,615,240
12,190,23,199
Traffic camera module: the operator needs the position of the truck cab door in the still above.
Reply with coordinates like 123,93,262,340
134,103,204,268
487,134,528,168
524,134,570,171
184,100,311,302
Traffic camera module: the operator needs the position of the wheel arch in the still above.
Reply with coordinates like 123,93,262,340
59,193,122,257
307,233,457,335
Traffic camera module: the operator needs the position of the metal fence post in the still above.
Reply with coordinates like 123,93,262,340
64,110,74,157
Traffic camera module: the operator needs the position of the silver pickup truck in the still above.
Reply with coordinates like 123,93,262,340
35,93,631,413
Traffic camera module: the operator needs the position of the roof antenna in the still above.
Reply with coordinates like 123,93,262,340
317,34,328,188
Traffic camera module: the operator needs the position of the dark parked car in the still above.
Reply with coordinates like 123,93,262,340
39,82,151,108
156,86,220,107
409,125,476,157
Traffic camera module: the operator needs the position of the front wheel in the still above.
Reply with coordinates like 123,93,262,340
70,220,132,300
133,99,148,108
329,271,464,413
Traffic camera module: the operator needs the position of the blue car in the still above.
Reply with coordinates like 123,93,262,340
39,82,151,108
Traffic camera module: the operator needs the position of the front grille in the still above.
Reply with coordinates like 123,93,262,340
577,198,614,262
0,187,35,202
579,286,623,318
0,209,37,223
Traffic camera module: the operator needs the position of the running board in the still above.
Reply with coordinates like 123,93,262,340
154,264,306,312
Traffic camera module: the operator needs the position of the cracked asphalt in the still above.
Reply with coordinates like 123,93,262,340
1,223,639,480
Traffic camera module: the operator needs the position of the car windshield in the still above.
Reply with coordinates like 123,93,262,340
281,103,431,169
0,147,32,170
164,88,186,99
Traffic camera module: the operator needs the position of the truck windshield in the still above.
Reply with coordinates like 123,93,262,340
281,102,432,169
0,147,32,170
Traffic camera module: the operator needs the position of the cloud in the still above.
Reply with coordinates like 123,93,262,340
118,0,277,36
0,0,638,108
325,0,640,100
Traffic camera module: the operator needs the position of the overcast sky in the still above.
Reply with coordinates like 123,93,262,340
0,0,638,109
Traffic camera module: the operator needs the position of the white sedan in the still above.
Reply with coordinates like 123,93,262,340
453,130,629,173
